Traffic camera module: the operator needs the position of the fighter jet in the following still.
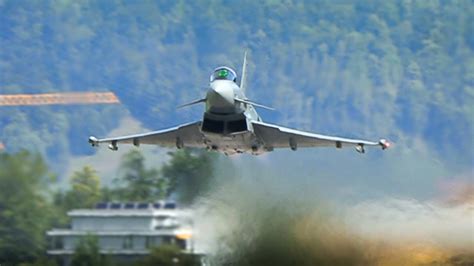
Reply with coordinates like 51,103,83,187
89,52,390,155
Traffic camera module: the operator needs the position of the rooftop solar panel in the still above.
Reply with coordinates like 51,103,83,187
95,202,108,209
110,203,121,209
124,202,135,209
164,202,176,209
137,203,149,209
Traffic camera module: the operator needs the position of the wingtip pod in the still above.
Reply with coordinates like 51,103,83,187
88,136,99,147
379,139,391,150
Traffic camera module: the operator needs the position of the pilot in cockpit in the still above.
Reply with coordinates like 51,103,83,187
210,67,237,83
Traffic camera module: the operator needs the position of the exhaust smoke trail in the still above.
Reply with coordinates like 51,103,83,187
190,162,473,266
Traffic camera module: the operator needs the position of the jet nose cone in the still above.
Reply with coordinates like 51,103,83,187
212,85,234,104
207,81,235,113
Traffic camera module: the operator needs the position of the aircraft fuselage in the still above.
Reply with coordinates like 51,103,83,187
201,78,265,155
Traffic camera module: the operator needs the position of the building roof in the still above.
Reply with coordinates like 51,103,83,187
46,229,181,236
67,201,187,217
67,209,185,217
47,249,149,255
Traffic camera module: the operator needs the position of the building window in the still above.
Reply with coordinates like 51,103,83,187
146,236,164,248
162,236,176,245
122,235,133,249
48,236,64,250
54,236,63,249
176,238,186,249
145,236,152,249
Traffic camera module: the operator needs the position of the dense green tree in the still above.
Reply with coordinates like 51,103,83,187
111,149,167,201
135,244,201,266
20,257,58,266
52,166,102,227
162,149,216,205
0,151,54,264
70,235,110,266
98,186,117,203
56,166,101,210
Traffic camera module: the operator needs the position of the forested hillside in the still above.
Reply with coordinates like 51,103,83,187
1,1,472,168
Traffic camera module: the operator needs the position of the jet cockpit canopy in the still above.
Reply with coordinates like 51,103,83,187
210,66,237,83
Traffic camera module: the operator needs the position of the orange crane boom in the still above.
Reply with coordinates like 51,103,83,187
0,92,121,151
0,92,120,106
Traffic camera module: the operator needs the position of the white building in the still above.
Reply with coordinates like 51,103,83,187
47,202,194,264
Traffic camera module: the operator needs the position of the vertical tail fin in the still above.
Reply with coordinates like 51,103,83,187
240,50,249,93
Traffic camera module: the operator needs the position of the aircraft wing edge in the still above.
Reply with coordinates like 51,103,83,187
88,121,203,150
252,121,390,153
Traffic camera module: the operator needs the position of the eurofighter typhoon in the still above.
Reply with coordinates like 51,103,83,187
89,52,390,155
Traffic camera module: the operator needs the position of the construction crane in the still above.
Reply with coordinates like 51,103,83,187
0,92,120,106
0,91,121,150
